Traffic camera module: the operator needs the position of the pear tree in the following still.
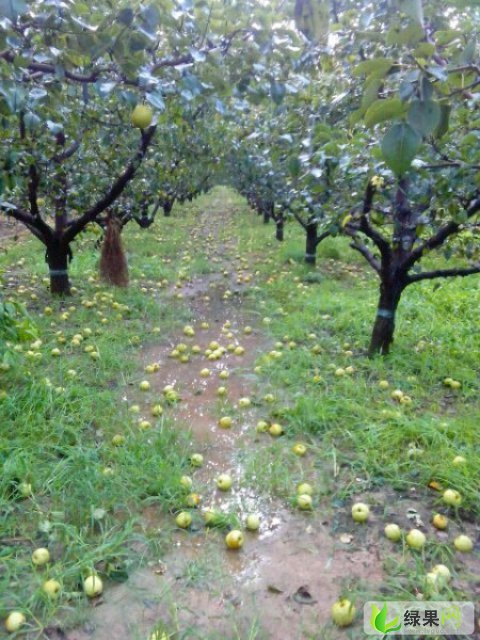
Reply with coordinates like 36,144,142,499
333,0,480,354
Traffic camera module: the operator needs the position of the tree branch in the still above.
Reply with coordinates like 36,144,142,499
23,222,46,243
150,198,162,220
348,240,381,273
28,164,40,218
2,204,33,227
406,265,480,284
52,132,68,235
3,203,50,244
291,209,307,230
401,195,480,271
357,180,390,259
23,163,53,242
0,50,105,83
422,162,463,170
343,223,381,273
466,195,480,218
270,202,281,223
64,126,156,243
151,29,250,72
1,205,46,244
445,64,480,75
315,229,331,247
51,140,81,164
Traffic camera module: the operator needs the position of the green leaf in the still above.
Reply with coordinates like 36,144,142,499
24,111,41,130
29,88,47,101
387,23,424,46
354,31,385,43
420,77,433,101
381,123,421,175
364,98,406,128
407,100,441,136
128,33,149,53
0,0,26,21
426,65,448,82
414,42,436,58
294,0,330,43
361,79,382,112
459,39,476,64
399,81,415,101
353,59,394,79
117,7,134,26
349,108,364,126
46,120,63,135
145,91,165,110
141,4,161,33
433,103,451,139
181,74,203,97
397,0,424,25
434,30,462,46
288,156,301,178
270,81,286,105
95,81,117,98
385,618,402,633
459,132,478,147
5,87,25,113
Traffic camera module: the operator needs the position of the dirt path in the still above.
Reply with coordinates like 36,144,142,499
65,199,383,640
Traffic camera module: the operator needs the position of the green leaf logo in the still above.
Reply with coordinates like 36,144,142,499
370,603,403,634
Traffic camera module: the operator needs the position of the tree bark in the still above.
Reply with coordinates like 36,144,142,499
368,279,404,356
46,240,71,295
263,206,270,224
305,220,318,264
163,199,174,217
276,219,284,241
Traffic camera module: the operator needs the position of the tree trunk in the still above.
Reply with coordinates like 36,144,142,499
305,221,318,264
46,241,71,295
368,280,404,356
276,219,284,241
163,200,173,217
263,207,270,224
